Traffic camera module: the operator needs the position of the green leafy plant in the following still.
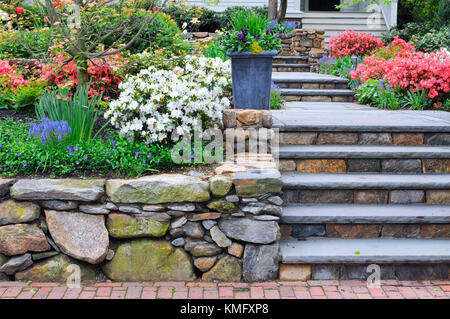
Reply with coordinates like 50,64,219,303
35,85,106,143
204,39,229,61
354,79,380,105
413,27,450,52
8,81,44,110
403,89,431,110
375,89,402,110
219,10,281,53
270,88,285,110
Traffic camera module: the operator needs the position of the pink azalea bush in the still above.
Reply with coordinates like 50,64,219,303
0,60,28,89
350,37,450,100
328,30,384,57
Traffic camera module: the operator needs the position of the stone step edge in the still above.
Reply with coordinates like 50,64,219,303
273,124,450,133
280,204,450,224
281,173,450,190
274,56,308,60
273,77,348,84
280,238,450,264
273,64,311,68
280,88,355,96
278,145,450,159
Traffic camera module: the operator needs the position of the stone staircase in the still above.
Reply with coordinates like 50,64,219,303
272,103,450,281
272,72,354,102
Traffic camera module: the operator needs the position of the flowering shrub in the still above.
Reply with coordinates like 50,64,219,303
328,30,384,57
105,55,231,144
350,37,450,101
29,117,71,144
0,60,28,88
40,53,126,98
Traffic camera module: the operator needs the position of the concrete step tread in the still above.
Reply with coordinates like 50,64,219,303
281,173,450,190
281,204,450,224
272,72,348,83
280,88,355,96
278,144,450,159
280,238,450,263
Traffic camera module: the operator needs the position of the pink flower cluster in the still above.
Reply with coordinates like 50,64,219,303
0,60,29,89
350,37,450,99
40,53,126,98
328,30,384,57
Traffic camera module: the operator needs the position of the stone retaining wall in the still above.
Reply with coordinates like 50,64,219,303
0,162,283,283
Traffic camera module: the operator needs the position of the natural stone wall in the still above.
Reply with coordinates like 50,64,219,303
0,161,283,283
279,29,327,72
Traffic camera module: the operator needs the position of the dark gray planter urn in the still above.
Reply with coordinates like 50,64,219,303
227,50,278,110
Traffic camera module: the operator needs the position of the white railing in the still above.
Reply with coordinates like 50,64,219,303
379,0,398,29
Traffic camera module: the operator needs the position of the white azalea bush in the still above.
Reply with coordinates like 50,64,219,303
105,55,231,143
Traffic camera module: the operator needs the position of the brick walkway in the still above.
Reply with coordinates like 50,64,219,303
0,280,449,299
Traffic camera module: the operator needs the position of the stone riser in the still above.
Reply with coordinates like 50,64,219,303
273,58,308,64
279,132,450,146
280,223,450,240
273,66,310,72
282,189,450,205
279,158,450,174
283,95,353,102
279,263,450,281
276,82,348,89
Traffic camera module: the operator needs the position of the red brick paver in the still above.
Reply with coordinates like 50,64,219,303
0,280,448,299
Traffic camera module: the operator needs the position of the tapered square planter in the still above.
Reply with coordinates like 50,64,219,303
227,50,278,109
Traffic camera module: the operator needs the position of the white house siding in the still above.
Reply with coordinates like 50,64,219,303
185,0,302,15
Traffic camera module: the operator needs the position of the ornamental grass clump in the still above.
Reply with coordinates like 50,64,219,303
219,11,281,53
29,117,71,145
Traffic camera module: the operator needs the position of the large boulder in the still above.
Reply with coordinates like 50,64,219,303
15,254,96,283
45,210,109,264
201,255,242,282
218,217,280,244
0,224,50,256
105,175,210,204
0,253,33,275
102,239,196,282
242,243,280,282
11,179,104,202
107,213,170,238
0,200,40,226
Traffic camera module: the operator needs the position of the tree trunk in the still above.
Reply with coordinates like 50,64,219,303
276,0,288,22
77,59,88,87
268,0,278,20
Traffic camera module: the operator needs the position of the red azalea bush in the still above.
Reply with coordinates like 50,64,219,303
329,30,384,57
40,53,127,98
350,37,450,99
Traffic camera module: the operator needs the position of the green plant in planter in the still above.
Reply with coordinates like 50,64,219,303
219,10,281,53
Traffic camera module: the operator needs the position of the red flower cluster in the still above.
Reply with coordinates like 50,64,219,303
329,30,384,57
350,37,450,99
16,7,25,14
40,53,127,98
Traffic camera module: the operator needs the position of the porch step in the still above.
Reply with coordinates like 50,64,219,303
281,204,450,224
282,173,450,190
278,145,450,159
280,88,354,102
272,64,310,72
280,238,450,264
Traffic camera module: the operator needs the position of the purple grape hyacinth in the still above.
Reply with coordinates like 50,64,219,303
29,117,71,145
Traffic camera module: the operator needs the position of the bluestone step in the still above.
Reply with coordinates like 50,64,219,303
272,72,348,84
278,145,450,159
280,88,355,96
281,173,450,190
281,204,450,224
280,238,450,263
